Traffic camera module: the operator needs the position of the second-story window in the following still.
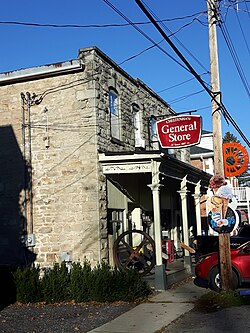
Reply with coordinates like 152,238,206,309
132,103,145,148
148,115,160,150
109,88,121,140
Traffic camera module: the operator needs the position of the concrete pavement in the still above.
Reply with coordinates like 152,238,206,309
88,275,208,333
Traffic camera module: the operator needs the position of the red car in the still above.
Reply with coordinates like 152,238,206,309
195,241,250,291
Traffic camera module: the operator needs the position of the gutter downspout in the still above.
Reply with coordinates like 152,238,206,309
21,93,27,228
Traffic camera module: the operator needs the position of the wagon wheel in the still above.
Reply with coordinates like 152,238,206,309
113,230,155,276
223,142,249,177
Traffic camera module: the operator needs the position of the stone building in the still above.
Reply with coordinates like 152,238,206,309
0,46,211,274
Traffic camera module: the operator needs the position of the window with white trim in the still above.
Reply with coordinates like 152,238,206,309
109,89,121,140
132,103,145,148
149,115,159,149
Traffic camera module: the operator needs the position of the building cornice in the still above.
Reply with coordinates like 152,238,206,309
0,60,84,86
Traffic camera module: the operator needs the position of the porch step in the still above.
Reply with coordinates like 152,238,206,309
143,264,191,290
166,268,191,287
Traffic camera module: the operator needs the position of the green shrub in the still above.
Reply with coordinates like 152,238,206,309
41,262,70,304
110,268,151,302
195,290,250,312
12,261,151,304
90,263,151,302
70,261,93,302
13,266,41,303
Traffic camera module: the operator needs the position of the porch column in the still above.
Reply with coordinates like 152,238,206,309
148,160,167,290
193,181,201,236
178,176,191,272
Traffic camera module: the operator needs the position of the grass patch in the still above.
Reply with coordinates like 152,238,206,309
194,290,250,312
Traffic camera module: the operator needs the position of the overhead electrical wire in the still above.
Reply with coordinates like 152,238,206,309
243,0,250,18
168,89,205,104
134,0,250,147
118,16,209,67
102,0,193,73
0,11,207,29
220,1,250,16
234,6,250,56
118,40,164,65
216,9,250,98
103,0,210,80
216,2,250,96
157,77,201,93
139,1,210,75
130,0,213,95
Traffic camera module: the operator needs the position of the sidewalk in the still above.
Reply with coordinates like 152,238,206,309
88,274,208,333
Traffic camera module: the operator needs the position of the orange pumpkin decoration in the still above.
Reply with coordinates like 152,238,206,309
223,142,249,177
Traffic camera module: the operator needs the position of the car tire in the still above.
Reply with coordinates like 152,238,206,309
209,266,238,292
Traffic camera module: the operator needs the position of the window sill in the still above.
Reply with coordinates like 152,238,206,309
111,137,125,146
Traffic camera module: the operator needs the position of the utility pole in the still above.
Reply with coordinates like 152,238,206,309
207,0,233,290
134,0,234,290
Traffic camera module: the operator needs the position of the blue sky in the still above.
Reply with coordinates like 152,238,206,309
0,0,249,153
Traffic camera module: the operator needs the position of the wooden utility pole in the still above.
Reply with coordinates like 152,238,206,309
207,0,233,290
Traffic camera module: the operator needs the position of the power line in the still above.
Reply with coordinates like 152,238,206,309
102,0,192,73
156,77,198,93
118,40,163,65
118,17,209,68
243,0,250,18
0,12,207,29
134,0,212,95
140,1,210,74
234,6,250,56
168,89,205,104
135,0,250,148
218,19,250,98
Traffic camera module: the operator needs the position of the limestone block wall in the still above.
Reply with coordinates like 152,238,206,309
0,67,103,268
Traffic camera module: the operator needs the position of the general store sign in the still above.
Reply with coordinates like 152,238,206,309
156,115,202,148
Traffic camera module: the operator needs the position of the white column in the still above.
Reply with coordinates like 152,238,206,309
148,160,166,290
148,183,163,266
193,181,202,236
178,176,191,272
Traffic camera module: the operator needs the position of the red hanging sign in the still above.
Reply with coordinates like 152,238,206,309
156,115,202,148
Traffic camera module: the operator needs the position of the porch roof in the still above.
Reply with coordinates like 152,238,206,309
99,150,212,192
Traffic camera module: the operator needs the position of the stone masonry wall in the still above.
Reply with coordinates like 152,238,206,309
0,67,102,268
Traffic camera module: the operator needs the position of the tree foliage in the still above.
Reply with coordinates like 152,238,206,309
223,131,240,144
